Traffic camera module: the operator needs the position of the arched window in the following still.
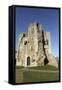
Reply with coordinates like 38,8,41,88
23,33,25,37
24,41,27,45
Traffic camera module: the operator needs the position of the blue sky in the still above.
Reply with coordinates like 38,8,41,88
15,7,59,57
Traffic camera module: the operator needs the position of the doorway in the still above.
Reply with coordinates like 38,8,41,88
44,57,49,65
27,56,30,66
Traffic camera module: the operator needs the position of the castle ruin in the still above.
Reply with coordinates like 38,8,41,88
16,22,58,68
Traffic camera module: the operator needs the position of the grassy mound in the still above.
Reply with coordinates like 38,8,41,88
28,65,58,71
23,71,59,82
16,65,58,71
16,66,24,69
16,65,59,83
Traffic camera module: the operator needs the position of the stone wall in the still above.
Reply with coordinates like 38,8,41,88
16,22,58,68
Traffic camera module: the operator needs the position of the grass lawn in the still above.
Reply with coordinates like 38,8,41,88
23,71,59,82
16,66,24,69
16,65,58,71
16,65,59,83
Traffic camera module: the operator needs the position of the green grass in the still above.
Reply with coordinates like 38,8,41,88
28,65,58,71
23,71,59,82
16,66,24,69
16,65,59,83
16,65,58,71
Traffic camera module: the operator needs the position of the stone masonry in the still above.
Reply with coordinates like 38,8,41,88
16,22,58,68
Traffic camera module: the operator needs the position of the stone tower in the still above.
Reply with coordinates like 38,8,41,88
16,22,58,68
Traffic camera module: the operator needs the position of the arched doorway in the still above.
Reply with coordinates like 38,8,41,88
27,56,30,66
